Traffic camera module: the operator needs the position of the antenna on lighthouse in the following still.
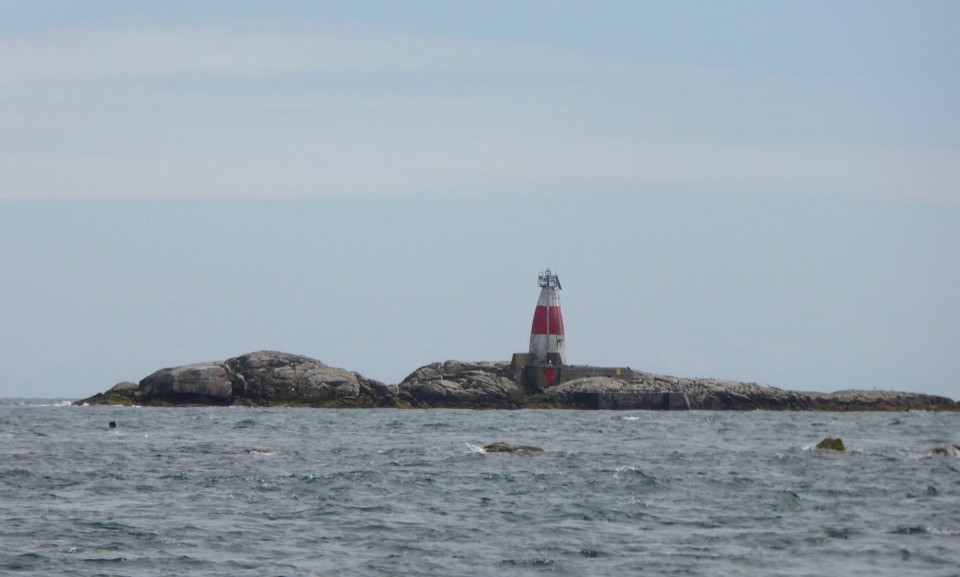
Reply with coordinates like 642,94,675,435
538,269,561,289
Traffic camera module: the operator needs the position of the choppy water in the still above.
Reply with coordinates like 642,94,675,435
1,401,958,577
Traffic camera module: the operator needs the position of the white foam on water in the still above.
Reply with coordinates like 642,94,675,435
614,465,648,478
898,446,960,459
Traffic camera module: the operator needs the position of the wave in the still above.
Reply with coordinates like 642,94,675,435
222,448,273,456
0,399,74,408
900,445,960,458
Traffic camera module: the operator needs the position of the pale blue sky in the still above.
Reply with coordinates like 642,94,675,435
1,1,957,399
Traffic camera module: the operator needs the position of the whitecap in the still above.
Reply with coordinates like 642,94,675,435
614,465,655,480
934,445,960,457
899,446,960,459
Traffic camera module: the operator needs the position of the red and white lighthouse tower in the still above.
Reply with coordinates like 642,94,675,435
529,269,566,365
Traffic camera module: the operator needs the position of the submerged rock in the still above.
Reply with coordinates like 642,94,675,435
483,442,543,453
815,438,846,451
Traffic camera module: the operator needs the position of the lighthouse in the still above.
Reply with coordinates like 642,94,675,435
529,269,566,365
512,268,631,391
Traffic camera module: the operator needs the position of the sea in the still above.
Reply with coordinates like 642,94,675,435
2,400,958,577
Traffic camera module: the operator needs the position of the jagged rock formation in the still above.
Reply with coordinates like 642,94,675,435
75,351,396,408
76,352,960,411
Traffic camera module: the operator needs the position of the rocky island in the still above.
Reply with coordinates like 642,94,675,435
74,271,959,412
75,350,959,411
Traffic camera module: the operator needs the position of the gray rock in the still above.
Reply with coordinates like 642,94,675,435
76,351,396,407
227,351,365,404
808,390,960,411
399,361,960,411
140,362,234,402
107,381,139,393
398,361,526,408
528,372,812,410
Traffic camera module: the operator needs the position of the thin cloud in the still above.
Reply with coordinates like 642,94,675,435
1,22,955,203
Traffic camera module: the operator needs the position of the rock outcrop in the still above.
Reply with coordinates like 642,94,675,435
527,372,815,410
398,362,959,411
75,351,396,408
139,362,234,403
76,352,960,411
397,361,529,409
803,390,958,412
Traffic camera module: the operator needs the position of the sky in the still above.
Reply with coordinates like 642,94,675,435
1,1,958,400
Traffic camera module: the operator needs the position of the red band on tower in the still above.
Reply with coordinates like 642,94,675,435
530,305,565,335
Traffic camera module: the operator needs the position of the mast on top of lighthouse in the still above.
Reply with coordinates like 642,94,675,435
529,268,566,365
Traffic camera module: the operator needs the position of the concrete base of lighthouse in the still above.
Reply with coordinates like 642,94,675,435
510,353,691,409
511,353,635,392
510,353,563,389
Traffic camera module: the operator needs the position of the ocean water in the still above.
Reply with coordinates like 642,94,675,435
1,401,958,577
